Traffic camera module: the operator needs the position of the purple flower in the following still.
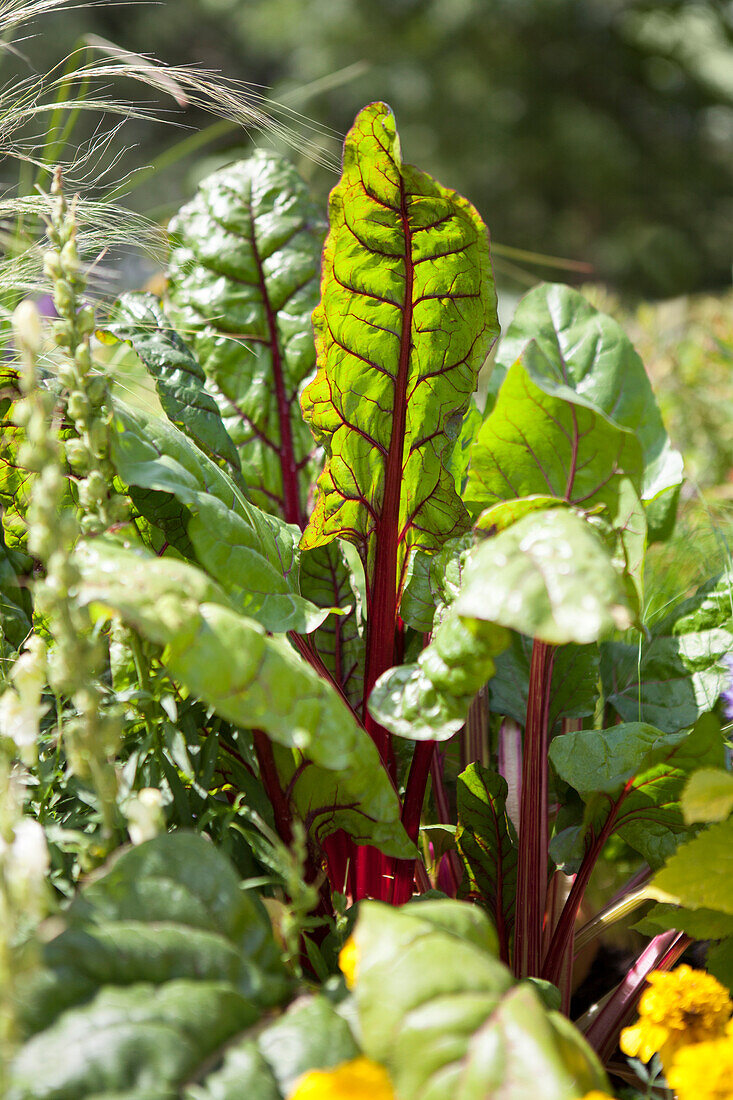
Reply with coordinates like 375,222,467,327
721,654,733,720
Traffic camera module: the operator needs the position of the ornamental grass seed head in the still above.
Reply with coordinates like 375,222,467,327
619,965,732,1071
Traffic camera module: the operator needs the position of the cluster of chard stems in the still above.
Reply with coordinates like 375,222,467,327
244,348,686,1049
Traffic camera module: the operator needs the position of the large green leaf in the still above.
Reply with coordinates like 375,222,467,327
168,150,324,527
76,538,412,858
651,817,733,916
399,533,470,633
300,101,499,589
351,899,608,1100
10,833,360,1100
456,764,518,956
455,509,632,645
465,355,644,538
99,292,242,483
550,713,725,870
109,400,325,634
484,282,683,540
601,570,733,732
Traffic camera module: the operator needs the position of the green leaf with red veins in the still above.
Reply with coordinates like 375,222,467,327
167,151,325,528
300,101,499,688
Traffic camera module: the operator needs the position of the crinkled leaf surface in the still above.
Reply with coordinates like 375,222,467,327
75,538,412,857
601,571,733,732
369,610,508,741
300,101,499,589
455,508,632,645
456,764,518,957
550,713,725,871
399,533,470,633
168,150,324,527
99,292,242,483
351,899,608,1100
484,282,683,540
110,400,325,634
11,834,360,1100
465,354,644,534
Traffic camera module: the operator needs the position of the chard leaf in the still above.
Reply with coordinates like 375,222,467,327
399,533,470,633
602,570,733,732
351,900,608,1100
75,539,412,858
550,713,725,871
299,542,366,711
10,834,358,1100
488,633,599,733
168,151,324,527
368,611,509,741
300,101,499,591
682,768,733,823
487,282,683,540
455,509,632,645
456,764,518,956
651,817,733,916
99,291,242,483
109,400,325,634
371,508,628,741
465,354,644,530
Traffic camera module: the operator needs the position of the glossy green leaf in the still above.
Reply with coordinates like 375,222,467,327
602,571,733,732
351,899,608,1100
75,538,412,858
465,355,644,531
300,101,499,588
109,400,325,633
368,610,509,741
550,713,725,870
399,533,470,633
99,291,242,483
456,764,518,954
455,508,633,645
486,282,683,540
168,151,324,527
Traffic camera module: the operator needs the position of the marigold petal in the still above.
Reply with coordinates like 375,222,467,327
338,935,359,990
287,1057,394,1100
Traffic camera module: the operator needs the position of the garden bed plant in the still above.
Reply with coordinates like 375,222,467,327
1,49,733,1100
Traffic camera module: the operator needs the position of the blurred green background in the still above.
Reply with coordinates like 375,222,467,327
19,0,733,300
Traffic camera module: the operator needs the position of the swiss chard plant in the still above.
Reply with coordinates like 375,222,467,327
3,100,733,1097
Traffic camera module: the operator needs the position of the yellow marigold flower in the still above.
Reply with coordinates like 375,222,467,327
577,1093,616,1100
338,935,359,989
666,1026,733,1100
619,965,732,1071
287,1057,394,1100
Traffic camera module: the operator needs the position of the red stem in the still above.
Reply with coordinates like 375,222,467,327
513,640,556,978
391,741,435,905
542,793,625,988
583,930,691,1065
431,751,462,897
252,729,293,846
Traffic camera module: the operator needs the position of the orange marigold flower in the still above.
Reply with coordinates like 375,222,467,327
286,1057,394,1100
338,935,359,989
619,965,732,1071
666,1022,733,1100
